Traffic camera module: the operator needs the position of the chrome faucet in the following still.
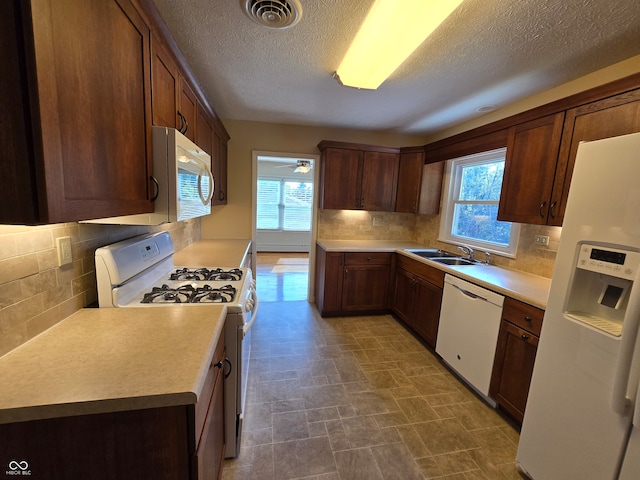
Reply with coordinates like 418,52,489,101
458,245,475,261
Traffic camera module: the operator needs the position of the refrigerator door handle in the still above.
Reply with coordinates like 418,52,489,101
612,272,640,415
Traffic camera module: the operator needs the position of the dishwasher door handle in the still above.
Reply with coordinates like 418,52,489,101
451,283,489,302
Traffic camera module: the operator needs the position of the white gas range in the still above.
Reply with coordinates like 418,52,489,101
95,232,257,458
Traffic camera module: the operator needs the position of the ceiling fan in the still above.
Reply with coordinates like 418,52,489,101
273,159,313,173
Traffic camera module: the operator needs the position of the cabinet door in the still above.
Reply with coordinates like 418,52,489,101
179,77,197,141
417,161,444,215
490,320,539,423
321,148,362,209
213,127,228,205
319,251,344,313
196,102,214,155
395,152,424,213
392,268,417,327
151,35,179,129
412,277,442,348
194,371,225,480
361,151,399,211
342,264,390,312
550,90,640,225
498,113,565,224
19,0,154,223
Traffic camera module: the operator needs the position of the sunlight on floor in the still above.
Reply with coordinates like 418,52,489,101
256,252,309,302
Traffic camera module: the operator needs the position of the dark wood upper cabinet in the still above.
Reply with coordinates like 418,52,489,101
1,0,230,224
212,125,229,205
319,146,363,210
2,0,154,224
151,34,179,130
498,113,565,225
498,90,640,226
551,89,640,225
195,102,214,156
361,151,399,211
178,77,197,142
318,141,399,212
395,149,444,215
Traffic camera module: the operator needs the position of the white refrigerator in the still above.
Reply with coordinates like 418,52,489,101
517,132,640,480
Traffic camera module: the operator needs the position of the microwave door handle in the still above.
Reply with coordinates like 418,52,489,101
197,164,214,205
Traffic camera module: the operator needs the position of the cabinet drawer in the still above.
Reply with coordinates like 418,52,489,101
502,297,544,336
195,329,225,447
344,252,392,265
396,254,445,288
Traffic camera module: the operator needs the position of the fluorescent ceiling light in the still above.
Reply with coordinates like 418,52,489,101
335,0,463,90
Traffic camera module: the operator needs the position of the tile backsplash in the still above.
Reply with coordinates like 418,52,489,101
318,210,560,278
0,220,200,357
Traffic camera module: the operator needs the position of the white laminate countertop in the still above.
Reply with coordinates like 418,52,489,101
174,239,251,267
318,240,550,309
0,306,226,424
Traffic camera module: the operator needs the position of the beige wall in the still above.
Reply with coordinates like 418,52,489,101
0,220,201,356
200,122,426,240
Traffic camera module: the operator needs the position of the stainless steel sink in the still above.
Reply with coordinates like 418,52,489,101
405,249,458,259
430,257,476,266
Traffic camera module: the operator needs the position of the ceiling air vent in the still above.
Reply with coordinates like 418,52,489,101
241,0,302,29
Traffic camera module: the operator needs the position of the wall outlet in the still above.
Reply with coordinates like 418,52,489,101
373,216,382,227
534,235,550,247
56,236,73,266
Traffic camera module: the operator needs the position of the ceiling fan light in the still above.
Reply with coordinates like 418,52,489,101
335,0,463,90
294,163,311,173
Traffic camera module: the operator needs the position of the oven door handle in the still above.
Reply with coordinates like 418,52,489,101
241,289,259,338
215,357,233,379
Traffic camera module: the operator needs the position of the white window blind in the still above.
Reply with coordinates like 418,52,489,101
257,178,313,231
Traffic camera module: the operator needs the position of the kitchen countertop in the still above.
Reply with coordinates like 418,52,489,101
317,239,428,252
174,238,251,267
0,305,226,424
318,240,550,309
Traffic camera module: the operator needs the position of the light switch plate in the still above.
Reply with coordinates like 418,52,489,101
56,236,73,266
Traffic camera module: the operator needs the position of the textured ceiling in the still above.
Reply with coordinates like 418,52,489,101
151,0,640,136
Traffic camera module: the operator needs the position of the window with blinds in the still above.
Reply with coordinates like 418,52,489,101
257,178,313,231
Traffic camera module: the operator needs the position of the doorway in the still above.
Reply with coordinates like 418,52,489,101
251,151,320,302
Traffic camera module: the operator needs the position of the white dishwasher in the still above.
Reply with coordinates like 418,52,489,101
436,274,504,405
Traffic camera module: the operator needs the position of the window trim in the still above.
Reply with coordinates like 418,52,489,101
438,148,520,258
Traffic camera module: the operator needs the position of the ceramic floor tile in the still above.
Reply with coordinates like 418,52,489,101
413,418,480,455
273,437,337,479
224,270,521,480
333,448,384,480
370,442,425,480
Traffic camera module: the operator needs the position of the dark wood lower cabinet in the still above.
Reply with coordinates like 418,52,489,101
0,334,226,480
314,246,393,316
391,255,445,349
0,407,191,480
342,263,391,312
490,297,544,423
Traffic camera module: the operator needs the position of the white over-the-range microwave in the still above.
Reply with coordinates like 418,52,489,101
84,127,214,225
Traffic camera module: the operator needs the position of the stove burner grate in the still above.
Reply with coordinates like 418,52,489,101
140,284,237,304
170,267,243,282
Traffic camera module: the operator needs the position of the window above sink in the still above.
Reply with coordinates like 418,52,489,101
439,148,520,258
